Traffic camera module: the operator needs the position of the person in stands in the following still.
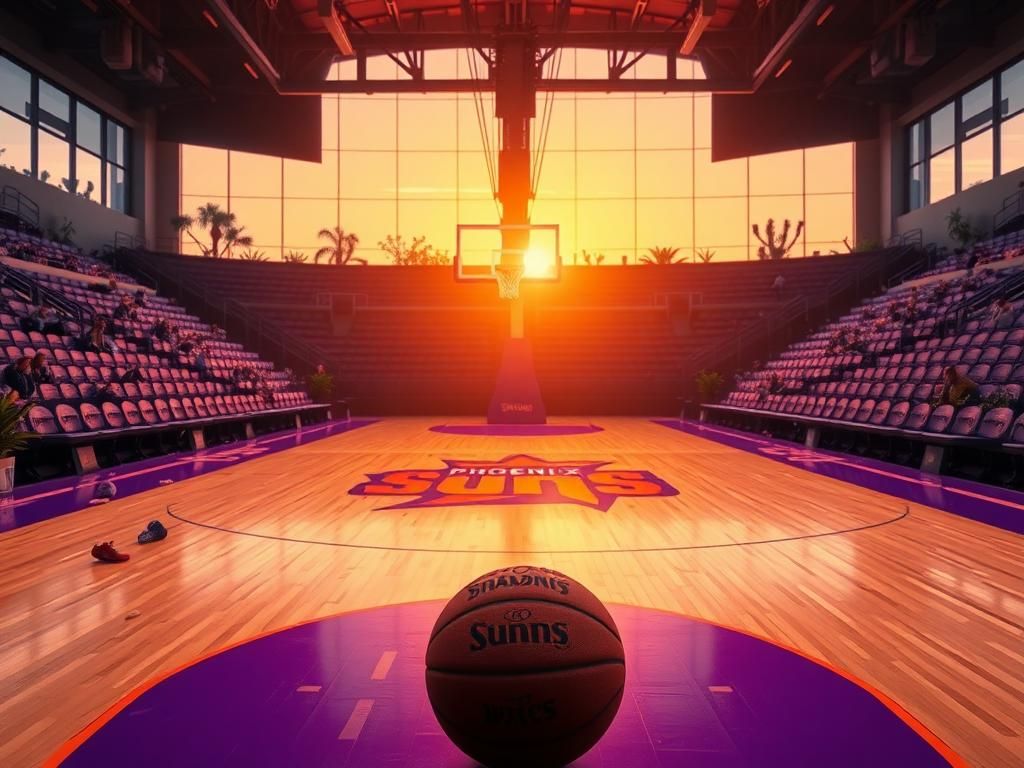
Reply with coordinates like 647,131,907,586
134,288,147,307
30,352,54,386
936,366,979,406
772,274,785,301
113,294,138,323
81,317,117,353
768,373,784,394
990,296,1015,329
965,251,979,276
2,357,36,401
194,346,211,379
25,304,65,335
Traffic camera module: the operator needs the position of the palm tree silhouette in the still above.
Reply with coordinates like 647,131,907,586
315,226,365,265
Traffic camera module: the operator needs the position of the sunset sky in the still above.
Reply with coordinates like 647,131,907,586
179,50,854,264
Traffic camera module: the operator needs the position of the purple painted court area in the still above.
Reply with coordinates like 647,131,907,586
0,419,377,533
654,419,1024,535
61,602,955,768
430,424,604,436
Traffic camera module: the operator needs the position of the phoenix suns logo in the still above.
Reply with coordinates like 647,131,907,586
348,454,678,511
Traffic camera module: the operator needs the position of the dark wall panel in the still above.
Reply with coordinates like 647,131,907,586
712,90,879,161
157,94,321,161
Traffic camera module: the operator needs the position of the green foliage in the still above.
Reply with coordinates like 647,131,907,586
317,226,365,265
48,217,76,246
222,226,254,258
580,250,605,266
237,248,269,262
753,218,805,259
640,246,684,265
980,388,1015,412
0,398,40,458
694,248,716,263
283,251,309,263
307,372,335,403
173,203,248,257
945,208,983,249
378,234,450,265
695,369,725,403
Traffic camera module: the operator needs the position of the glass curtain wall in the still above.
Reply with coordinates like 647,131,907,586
179,50,854,263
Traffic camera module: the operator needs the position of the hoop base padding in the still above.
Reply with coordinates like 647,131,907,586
487,338,547,424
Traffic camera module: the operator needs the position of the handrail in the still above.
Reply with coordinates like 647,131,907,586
0,264,89,322
0,185,40,229
115,250,333,375
940,266,1024,333
994,188,1024,234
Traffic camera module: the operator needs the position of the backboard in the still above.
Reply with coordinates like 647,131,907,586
454,224,561,283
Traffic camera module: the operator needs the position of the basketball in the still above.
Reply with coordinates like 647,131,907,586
94,481,117,499
425,565,625,768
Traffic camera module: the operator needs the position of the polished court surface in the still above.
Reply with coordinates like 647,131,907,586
1,418,1021,767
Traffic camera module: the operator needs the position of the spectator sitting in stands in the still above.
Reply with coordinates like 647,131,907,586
24,304,64,335
151,318,171,341
64,252,80,272
177,332,198,355
81,317,117,354
30,352,54,386
2,357,36,402
900,322,915,352
194,346,211,379
965,251,979,276
89,276,118,294
210,323,226,340
113,294,138,323
936,366,979,407
768,373,784,395
989,296,1015,329
134,288,147,307
771,274,785,301
119,365,146,384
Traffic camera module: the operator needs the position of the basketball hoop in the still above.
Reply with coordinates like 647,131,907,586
495,264,525,300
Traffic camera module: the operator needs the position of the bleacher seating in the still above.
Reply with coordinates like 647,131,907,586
709,233,1024,477
1,234,325,482
124,249,901,414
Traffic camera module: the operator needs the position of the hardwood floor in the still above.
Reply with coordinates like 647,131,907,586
1,418,1021,767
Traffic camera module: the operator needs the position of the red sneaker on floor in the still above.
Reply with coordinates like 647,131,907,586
91,541,130,563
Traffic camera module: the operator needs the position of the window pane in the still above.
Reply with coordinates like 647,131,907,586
637,150,692,198
694,96,711,148
805,143,853,193
908,163,924,210
636,96,692,149
340,97,397,150
340,199,397,263
529,198,574,260
321,96,338,150
106,121,127,165
805,194,852,247
75,148,101,202
750,149,803,196
283,198,338,250
38,81,70,137
1002,59,1024,118
0,55,32,119
37,130,69,187
229,151,281,197
0,111,31,174
229,197,281,252
107,164,127,212
750,196,804,257
930,103,954,153
284,151,338,198
398,151,457,199
340,151,396,198
694,149,746,196
929,147,954,202
1001,111,1024,174
76,103,101,153
961,129,993,189
960,79,993,138
577,199,634,255
637,199,692,255
577,151,633,197
577,99,634,150
182,144,228,197
461,151,500,200
398,96,457,150
695,197,747,248
537,96,574,151
398,200,456,254
907,121,925,164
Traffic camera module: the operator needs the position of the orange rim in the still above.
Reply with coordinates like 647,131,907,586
45,600,966,767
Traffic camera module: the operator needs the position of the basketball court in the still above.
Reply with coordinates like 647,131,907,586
3,417,1021,767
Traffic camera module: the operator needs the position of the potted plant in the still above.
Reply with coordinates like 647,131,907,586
695,370,725,404
307,371,335,404
0,398,39,495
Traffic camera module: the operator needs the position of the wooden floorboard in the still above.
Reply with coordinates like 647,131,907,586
0,418,1021,767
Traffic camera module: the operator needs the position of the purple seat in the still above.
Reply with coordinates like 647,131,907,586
999,345,1022,364
979,346,1002,364
27,406,59,435
925,404,955,434
950,406,982,436
967,364,991,383
868,400,892,425
102,402,126,429
978,407,1014,440
1010,414,1024,443
961,348,982,365
80,403,104,431
904,403,932,431
885,401,911,427
154,398,172,422
854,399,876,423
55,403,83,433
841,398,862,421
182,398,198,419
868,382,885,398
138,400,158,425
169,398,186,420
121,400,142,426
988,364,1012,384
193,398,210,418
59,382,78,400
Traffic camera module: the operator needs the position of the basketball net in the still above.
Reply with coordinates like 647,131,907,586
495,263,525,301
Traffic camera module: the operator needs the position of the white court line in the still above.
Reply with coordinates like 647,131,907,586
370,651,398,681
338,699,375,740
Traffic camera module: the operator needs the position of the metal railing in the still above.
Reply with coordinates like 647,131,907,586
994,189,1024,234
0,185,40,229
115,251,334,375
0,265,89,322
